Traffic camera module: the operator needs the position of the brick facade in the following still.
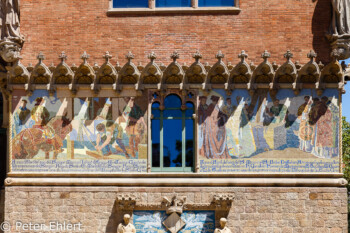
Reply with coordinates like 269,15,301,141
4,187,348,232
20,0,332,65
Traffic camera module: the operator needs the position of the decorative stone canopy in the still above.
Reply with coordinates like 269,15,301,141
5,50,346,96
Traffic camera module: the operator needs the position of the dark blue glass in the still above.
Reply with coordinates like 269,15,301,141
156,0,191,7
164,109,182,118
185,102,194,117
152,119,160,167
152,102,160,108
164,94,182,108
198,0,234,7
163,119,182,167
152,102,161,118
113,0,148,8
185,119,194,167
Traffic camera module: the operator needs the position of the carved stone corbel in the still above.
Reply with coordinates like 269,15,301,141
94,51,117,94
116,194,137,210
298,50,320,92
70,52,95,95
211,194,235,210
49,52,74,94
27,52,52,95
185,50,207,87
137,52,162,91
114,51,140,94
274,50,297,95
229,50,252,91
251,50,275,91
162,51,184,90
207,51,229,86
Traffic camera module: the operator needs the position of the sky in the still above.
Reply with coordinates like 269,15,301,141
342,58,350,120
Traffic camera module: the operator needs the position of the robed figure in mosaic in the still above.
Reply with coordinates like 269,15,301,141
200,95,230,159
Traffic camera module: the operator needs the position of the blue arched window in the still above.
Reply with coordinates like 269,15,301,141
151,94,194,172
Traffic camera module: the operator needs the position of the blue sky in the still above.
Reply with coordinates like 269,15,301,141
343,58,350,120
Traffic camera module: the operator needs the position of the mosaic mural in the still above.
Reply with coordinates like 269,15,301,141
198,88,340,173
133,211,215,233
10,88,341,173
11,90,147,173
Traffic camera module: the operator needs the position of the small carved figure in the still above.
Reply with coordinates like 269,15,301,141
330,0,350,35
214,218,232,233
117,214,136,233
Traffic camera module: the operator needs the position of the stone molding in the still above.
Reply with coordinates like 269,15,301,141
4,177,348,187
5,50,346,97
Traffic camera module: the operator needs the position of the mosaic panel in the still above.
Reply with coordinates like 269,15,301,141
133,211,215,233
198,88,340,173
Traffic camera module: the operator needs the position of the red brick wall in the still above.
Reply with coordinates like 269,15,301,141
20,0,332,66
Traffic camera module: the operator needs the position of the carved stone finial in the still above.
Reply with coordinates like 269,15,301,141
81,51,89,63
103,51,112,63
238,50,248,62
307,50,317,62
59,51,67,63
148,51,157,62
284,50,293,61
170,51,179,62
261,50,270,61
193,50,202,62
126,51,134,62
37,52,45,63
216,50,224,62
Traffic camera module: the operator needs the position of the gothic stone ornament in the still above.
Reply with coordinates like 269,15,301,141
137,51,162,91
30,52,52,85
275,50,298,93
252,50,275,86
51,52,74,85
298,50,320,85
227,50,252,92
214,218,232,233
212,194,235,210
119,51,140,85
208,51,229,84
117,214,136,233
116,194,136,210
70,51,95,94
162,51,185,88
185,50,207,85
162,195,187,233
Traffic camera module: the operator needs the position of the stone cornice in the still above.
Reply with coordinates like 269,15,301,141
4,177,347,187
5,50,347,97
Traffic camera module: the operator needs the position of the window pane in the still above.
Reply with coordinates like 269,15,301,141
156,0,191,7
198,0,234,7
164,109,182,118
185,102,194,117
152,102,161,118
185,119,194,167
163,119,182,167
113,0,148,8
152,119,160,167
164,94,182,108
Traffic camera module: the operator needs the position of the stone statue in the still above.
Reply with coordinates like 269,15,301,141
327,0,350,60
0,0,23,63
117,214,136,233
214,218,232,233
330,0,350,36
